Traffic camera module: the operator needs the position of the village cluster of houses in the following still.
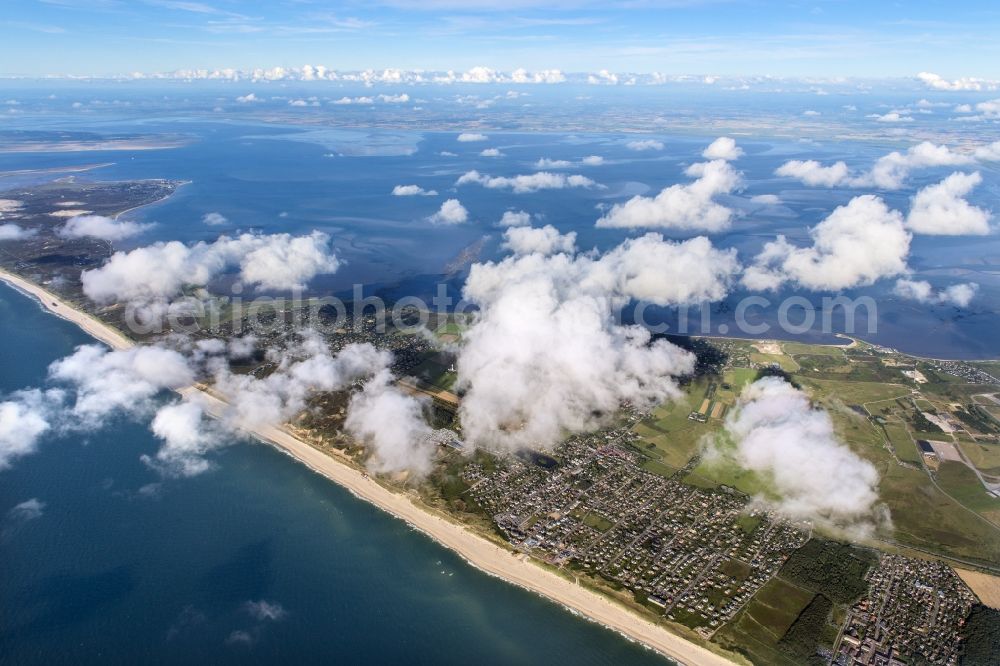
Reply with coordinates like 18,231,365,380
835,555,976,665
463,426,809,634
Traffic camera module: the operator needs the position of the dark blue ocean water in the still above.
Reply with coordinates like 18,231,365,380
0,282,670,665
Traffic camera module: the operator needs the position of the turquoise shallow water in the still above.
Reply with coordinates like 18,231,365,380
0,282,670,665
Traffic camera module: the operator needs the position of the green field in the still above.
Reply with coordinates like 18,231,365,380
716,576,817,666
801,377,910,406
717,368,757,399
720,557,753,580
408,354,458,391
685,457,771,496
434,321,464,337
582,511,615,532
795,353,853,375
641,354,1000,567
640,458,677,478
743,577,815,638
632,377,715,468
960,441,1000,476
750,352,799,372
782,342,847,356
883,423,922,464
936,461,1000,522
737,514,763,535
777,594,834,662
879,463,1000,563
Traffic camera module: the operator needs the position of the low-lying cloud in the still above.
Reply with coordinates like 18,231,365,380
502,224,577,256
0,224,35,241
905,172,992,235
596,154,742,232
626,139,664,151
49,344,195,428
345,368,436,476
392,185,438,196
894,279,979,307
497,210,533,227
0,390,56,470
428,199,469,225
144,398,221,477
81,230,340,306
59,214,152,242
0,325,448,478
917,71,999,92
775,142,975,190
743,195,911,291
702,136,743,161
457,170,599,193
775,160,851,187
455,233,738,452
706,377,882,533
202,212,228,226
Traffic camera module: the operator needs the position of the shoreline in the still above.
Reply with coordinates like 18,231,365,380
113,179,192,221
0,268,739,666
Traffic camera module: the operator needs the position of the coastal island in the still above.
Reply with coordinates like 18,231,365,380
3,178,1000,665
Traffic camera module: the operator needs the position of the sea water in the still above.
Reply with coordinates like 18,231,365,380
0,99,996,358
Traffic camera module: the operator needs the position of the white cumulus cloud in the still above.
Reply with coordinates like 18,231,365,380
239,232,342,291
502,225,577,256
702,136,743,161
202,212,227,226
345,368,436,477
392,185,438,196
144,399,220,477
497,210,533,227
595,158,742,232
534,158,572,169
456,170,599,194
868,112,913,123
81,231,340,305
743,195,911,291
775,142,974,190
861,142,974,190
917,72,999,92
775,160,851,187
455,233,738,452
58,215,152,242
893,279,979,307
905,172,992,235
973,140,1000,161
707,377,882,533
0,390,55,470
49,344,195,428
626,139,664,151
427,199,469,225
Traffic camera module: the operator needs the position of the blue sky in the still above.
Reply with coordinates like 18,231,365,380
2,0,999,78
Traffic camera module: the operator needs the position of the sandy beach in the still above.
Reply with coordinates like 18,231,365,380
0,268,738,666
